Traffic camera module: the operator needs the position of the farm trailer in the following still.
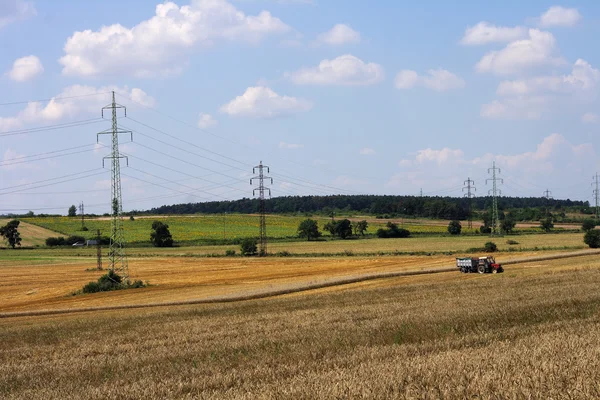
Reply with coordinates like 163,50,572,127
456,256,504,274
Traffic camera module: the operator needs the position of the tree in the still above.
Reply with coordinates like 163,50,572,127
334,219,353,239
297,219,321,241
376,222,410,238
354,220,368,236
68,205,77,217
584,230,600,248
582,219,597,232
323,221,336,236
240,237,258,256
447,220,462,235
150,221,174,247
540,217,554,232
0,220,22,248
484,241,497,252
501,217,516,234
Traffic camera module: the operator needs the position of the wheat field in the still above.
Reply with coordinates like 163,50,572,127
2,254,600,398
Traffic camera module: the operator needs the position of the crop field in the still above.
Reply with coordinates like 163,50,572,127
20,214,575,245
2,252,600,398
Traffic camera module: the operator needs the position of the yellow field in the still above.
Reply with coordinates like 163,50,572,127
2,252,600,398
0,219,61,247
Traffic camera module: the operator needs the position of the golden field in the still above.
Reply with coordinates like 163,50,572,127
2,252,600,398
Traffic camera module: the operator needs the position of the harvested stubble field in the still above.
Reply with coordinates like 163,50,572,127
2,254,600,398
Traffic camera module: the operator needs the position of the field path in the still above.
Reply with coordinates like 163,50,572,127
2,249,599,319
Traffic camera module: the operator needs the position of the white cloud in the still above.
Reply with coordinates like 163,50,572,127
287,54,384,86
0,0,35,29
0,85,155,131
359,147,376,155
197,113,217,129
394,68,465,91
482,59,600,120
59,0,290,78
460,22,527,45
279,141,304,149
539,6,582,28
6,55,43,82
387,134,596,196
316,24,360,45
220,86,312,118
582,112,599,124
475,29,563,75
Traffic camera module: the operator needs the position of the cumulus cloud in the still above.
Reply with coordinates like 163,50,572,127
0,0,35,29
197,113,217,129
482,59,600,120
539,6,582,28
388,134,596,196
6,55,43,82
460,22,527,45
287,54,384,86
279,141,304,149
316,24,360,45
582,112,599,124
475,29,564,75
0,85,155,131
59,0,290,77
359,147,376,155
220,86,312,118
394,68,465,91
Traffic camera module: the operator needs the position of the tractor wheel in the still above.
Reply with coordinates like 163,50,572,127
492,268,498,274
477,265,485,274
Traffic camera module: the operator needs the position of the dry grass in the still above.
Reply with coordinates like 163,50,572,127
0,220,60,247
2,255,600,398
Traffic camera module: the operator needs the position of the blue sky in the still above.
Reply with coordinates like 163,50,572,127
1,0,600,215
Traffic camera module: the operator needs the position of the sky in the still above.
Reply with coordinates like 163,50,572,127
1,0,600,215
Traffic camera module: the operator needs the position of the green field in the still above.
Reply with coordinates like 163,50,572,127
23,215,461,244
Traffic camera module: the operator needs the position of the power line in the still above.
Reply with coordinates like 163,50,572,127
0,168,106,193
0,118,104,137
0,91,110,107
0,146,100,167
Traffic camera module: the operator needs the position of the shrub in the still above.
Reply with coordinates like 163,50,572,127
81,270,146,294
46,237,67,246
240,238,258,256
377,222,410,238
447,220,462,235
584,230,600,248
276,250,292,257
582,219,597,232
540,217,554,232
225,249,236,256
484,241,498,252
506,239,519,245
480,225,492,234
66,235,86,245
81,226,89,231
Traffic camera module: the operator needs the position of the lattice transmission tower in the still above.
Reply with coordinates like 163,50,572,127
97,91,132,282
486,162,503,235
543,189,553,217
250,161,272,256
463,178,476,229
79,201,85,230
593,173,600,220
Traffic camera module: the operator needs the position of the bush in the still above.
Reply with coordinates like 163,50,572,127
240,237,258,256
81,226,89,231
480,225,492,234
540,217,554,232
82,270,122,293
584,230,600,248
46,236,66,246
582,219,597,232
376,222,410,238
484,241,498,252
66,235,85,245
276,250,292,257
225,249,236,256
506,239,519,245
447,220,462,235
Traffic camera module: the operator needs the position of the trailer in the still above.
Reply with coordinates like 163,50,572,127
456,256,503,274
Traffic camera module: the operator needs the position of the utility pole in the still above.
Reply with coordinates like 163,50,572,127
543,189,553,217
593,173,600,220
79,201,85,230
96,229,103,271
250,161,272,256
486,162,503,235
463,177,476,229
97,91,132,282
223,212,227,240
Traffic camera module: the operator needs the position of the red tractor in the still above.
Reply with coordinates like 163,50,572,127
456,256,503,274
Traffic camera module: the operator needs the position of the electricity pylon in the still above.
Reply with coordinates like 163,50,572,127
250,161,272,256
96,229,103,271
79,201,85,230
543,189,553,217
593,174,600,220
486,162,503,235
97,91,132,282
463,178,476,229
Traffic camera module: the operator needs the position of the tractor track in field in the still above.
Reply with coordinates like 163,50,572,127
2,249,599,319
